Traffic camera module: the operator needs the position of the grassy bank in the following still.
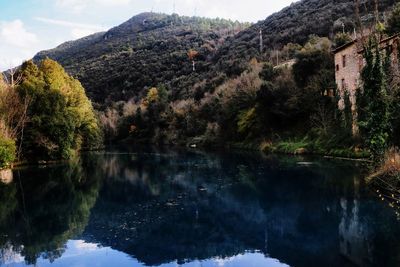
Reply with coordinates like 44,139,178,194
230,137,371,159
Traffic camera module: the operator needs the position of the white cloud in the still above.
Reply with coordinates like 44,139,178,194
56,0,133,13
0,20,38,48
35,17,105,31
0,20,41,70
152,0,296,22
35,17,106,39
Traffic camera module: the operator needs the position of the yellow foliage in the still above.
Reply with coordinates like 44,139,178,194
237,107,257,135
249,58,258,66
144,87,159,106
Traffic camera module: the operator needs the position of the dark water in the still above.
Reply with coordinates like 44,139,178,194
0,148,400,267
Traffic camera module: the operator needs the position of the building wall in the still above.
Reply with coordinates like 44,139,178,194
334,36,400,137
334,43,361,136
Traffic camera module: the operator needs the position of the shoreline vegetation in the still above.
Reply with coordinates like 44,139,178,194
0,59,102,170
2,3,400,198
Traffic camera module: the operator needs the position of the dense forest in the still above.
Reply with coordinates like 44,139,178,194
34,13,250,104
34,0,398,106
2,0,400,175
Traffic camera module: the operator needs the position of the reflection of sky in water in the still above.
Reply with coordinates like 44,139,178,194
1,240,290,267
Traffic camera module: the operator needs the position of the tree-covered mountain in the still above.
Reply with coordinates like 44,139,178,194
30,0,400,155
213,0,397,72
34,13,249,105
34,0,398,107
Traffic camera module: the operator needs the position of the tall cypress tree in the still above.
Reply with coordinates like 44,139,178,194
359,37,391,160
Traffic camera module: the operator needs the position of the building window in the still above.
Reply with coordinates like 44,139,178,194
342,55,346,68
341,78,346,90
336,64,339,71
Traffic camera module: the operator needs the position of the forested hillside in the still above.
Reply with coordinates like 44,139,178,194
34,13,249,105
34,0,399,106
31,0,400,156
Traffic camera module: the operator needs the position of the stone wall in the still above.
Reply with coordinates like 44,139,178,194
334,42,362,136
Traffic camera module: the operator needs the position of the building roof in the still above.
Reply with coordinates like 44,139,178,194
332,40,356,53
379,33,400,44
333,33,400,54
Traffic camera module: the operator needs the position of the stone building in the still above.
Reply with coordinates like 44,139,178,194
333,34,400,136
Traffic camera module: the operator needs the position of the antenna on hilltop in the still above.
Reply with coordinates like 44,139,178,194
259,29,263,54
173,0,176,14
194,7,197,17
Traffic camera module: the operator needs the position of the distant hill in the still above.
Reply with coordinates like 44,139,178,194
34,13,249,105
213,0,397,72
34,0,398,106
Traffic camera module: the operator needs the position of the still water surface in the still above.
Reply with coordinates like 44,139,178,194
0,148,399,267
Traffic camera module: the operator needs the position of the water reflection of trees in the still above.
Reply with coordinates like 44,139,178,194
0,155,102,265
80,150,400,267
1,149,400,267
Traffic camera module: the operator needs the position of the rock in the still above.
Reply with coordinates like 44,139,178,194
0,169,13,184
294,148,307,155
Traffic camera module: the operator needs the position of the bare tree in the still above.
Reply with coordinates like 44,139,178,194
0,68,31,160
2,66,23,88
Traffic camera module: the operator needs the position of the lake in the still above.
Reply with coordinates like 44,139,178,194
0,148,399,267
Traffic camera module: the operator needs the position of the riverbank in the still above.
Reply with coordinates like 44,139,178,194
228,138,371,160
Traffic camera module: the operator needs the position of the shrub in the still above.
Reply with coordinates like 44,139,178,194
0,137,16,168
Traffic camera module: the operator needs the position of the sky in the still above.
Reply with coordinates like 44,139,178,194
0,0,295,70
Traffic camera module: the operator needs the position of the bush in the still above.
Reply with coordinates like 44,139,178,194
18,59,102,160
0,138,16,168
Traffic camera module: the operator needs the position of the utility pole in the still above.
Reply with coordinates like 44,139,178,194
342,22,345,34
355,0,361,31
276,50,279,66
259,29,263,54
374,0,379,24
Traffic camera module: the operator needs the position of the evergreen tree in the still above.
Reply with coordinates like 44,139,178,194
359,38,391,160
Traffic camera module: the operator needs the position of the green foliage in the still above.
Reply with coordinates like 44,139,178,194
259,63,276,81
292,37,333,88
333,32,353,48
237,107,258,137
387,3,400,36
273,138,310,154
359,38,391,160
18,59,102,160
282,43,302,59
0,137,16,168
